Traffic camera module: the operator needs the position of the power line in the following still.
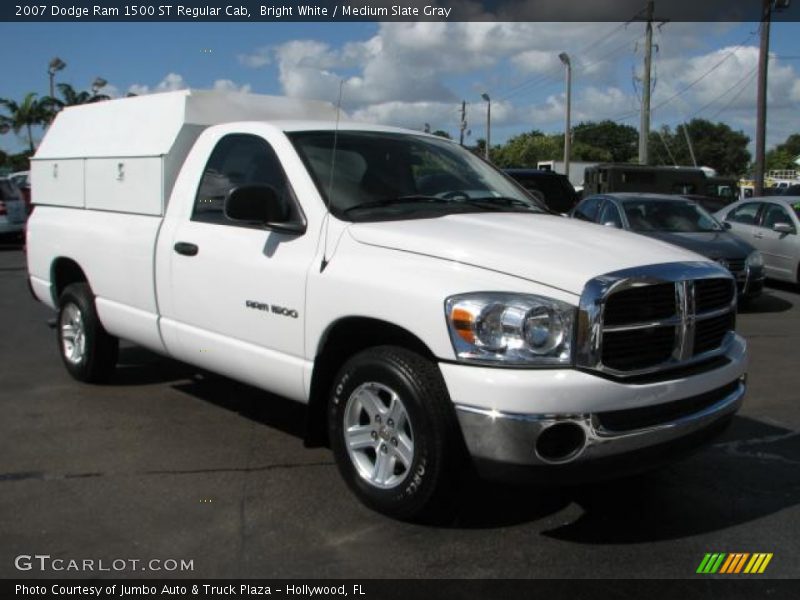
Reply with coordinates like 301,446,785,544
496,21,637,102
648,30,758,114
709,69,759,120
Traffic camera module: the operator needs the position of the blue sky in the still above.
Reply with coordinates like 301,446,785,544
1,21,799,157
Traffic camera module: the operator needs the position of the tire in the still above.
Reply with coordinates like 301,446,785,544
57,282,119,383
328,345,465,521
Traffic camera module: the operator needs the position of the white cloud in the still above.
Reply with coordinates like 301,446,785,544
237,46,271,68
125,74,250,97
156,73,188,92
212,79,252,93
792,79,800,103
127,72,187,95
234,22,800,151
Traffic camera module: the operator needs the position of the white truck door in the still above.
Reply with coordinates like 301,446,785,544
160,133,316,403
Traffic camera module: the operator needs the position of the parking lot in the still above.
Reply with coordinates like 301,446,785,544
1,242,799,579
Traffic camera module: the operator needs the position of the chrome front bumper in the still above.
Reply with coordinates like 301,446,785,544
455,378,745,469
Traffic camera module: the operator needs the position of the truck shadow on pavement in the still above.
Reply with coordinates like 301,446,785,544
108,346,800,537
111,345,200,386
738,290,794,314
538,415,800,543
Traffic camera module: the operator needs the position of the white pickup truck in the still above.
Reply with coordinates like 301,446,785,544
27,90,747,520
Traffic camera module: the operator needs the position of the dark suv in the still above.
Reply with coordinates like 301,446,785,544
504,168,579,214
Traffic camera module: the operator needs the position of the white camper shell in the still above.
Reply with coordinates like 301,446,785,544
31,90,338,216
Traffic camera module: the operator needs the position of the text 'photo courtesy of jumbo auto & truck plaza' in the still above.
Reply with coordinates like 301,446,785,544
1,1,800,598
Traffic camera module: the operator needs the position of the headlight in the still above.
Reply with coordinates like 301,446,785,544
746,251,764,269
445,293,575,366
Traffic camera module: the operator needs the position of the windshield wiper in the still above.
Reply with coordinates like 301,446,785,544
342,194,540,215
461,196,541,211
342,196,455,214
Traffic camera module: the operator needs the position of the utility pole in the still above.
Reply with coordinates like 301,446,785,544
755,0,790,196
459,100,466,146
638,0,654,165
481,93,491,161
754,0,773,197
559,53,572,179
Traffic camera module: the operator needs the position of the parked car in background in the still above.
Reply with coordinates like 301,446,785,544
682,194,730,214
780,184,800,196
715,197,800,286
503,168,579,214
0,177,27,240
572,193,764,300
9,171,31,213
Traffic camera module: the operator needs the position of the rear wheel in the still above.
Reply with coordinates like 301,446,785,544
328,346,465,521
57,282,118,382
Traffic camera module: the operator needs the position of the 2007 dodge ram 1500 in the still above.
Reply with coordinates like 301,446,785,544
26,90,747,519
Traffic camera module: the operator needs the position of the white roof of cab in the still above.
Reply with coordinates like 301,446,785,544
34,89,341,159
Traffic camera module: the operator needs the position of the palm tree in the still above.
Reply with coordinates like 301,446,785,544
0,93,52,153
48,83,110,109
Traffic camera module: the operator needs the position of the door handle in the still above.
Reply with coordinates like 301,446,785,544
174,242,199,256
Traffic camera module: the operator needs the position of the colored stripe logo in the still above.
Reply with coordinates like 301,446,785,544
696,553,773,574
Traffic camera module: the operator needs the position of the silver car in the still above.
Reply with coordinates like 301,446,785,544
715,197,800,285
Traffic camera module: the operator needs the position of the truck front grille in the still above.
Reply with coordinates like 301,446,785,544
602,327,675,371
577,263,737,379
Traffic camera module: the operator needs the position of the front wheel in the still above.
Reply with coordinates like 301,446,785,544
57,282,118,383
328,346,465,521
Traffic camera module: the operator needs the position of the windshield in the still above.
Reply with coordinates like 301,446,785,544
622,198,723,233
289,131,542,221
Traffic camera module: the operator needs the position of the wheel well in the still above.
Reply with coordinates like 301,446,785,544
51,258,88,306
305,317,437,447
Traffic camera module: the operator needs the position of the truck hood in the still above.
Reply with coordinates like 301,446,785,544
347,213,705,295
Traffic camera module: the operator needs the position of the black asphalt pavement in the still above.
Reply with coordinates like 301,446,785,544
1,243,799,579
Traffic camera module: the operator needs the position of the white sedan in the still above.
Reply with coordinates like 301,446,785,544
715,196,800,285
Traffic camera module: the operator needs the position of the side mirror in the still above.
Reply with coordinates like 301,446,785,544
723,221,732,230
224,185,305,235
773,222,795,234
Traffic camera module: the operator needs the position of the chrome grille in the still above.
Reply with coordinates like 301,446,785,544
577,262,736,378
695,278,736,313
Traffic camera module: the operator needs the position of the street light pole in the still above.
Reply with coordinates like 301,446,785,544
47,57,66,98
481,93,491,161
559,52,572,181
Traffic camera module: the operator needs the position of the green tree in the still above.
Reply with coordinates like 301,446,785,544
649,119,750,176
570,141,612,162
43,83,110,120
491,130,560,168
765,148,796,172
0,93,52,153
776,133,800,157
765,133,800,171
431,130,451,139
573,120,638,163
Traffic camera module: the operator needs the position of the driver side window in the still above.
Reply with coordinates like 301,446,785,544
193,134,298,226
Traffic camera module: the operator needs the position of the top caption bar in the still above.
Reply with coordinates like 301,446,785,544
3,0,800,22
